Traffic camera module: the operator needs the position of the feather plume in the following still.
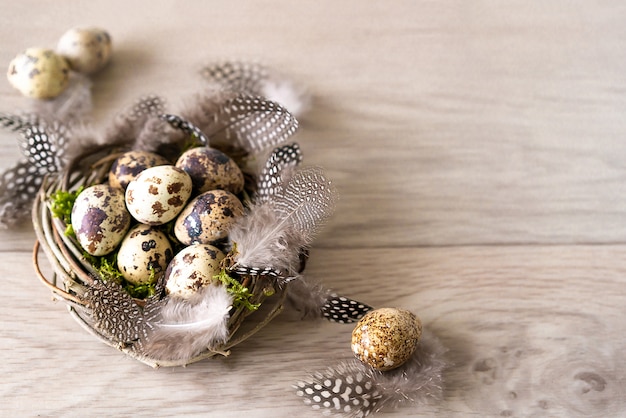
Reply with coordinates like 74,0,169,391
31,73,93,124
229,167,336,278
200,60,311,118
295,329,448,417
139,284,233,362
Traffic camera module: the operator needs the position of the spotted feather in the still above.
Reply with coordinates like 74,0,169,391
159,114,209,146
322,295,372,324
256,143,302,203
212,95,298,154
0,160,49,227
200,61,268,94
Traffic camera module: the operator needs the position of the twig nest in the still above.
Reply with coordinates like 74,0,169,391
7,48,70,99
175,147,244,194
117,224,174,284
109,150,170,190
70,184,131,256
351,307,422,371
125,165,192,225
174,190,244,245
164,244,225,299
56,27,112,74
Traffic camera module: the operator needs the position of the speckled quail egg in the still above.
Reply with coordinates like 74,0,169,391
351,308,422,371
56,27,112,74
71,184,131,256
109,150,170,190
125,165,192,225
175,147,244,194
116,224,174,285
7,48,70,99
174,189,244,245
164,244,225,299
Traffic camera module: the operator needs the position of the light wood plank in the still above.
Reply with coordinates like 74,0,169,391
3,246,625,417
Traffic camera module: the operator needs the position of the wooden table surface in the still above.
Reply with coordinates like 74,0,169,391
1,1,626,417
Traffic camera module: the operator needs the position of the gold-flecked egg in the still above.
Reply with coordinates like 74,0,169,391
351,307,422,371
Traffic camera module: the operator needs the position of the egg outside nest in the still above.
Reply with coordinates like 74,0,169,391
351,307,422,371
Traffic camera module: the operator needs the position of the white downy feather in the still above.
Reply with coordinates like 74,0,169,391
141,284,233,362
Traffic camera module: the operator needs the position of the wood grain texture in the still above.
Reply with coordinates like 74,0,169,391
1,1,625,417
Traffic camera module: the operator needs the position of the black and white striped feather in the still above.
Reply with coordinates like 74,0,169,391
295,330,448,417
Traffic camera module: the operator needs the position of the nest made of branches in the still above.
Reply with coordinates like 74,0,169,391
31,147,288,368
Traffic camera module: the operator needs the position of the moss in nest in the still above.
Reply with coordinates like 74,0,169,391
49,186,84,236
87,251,157,299
214,269,260,311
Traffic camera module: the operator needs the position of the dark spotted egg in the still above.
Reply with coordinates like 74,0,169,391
174,189,244,245
125,165,192,225
71,184,131,256
116,224,173,285
164,244,225,299
109,150,170,190
175,147,244,194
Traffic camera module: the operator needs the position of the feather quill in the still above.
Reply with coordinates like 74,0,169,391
139,284,233,362
229,166,336,278
295,329,448,417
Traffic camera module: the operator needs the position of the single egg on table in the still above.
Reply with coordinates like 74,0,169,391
56,27,112,74
7,48,70,99
351,307,422,371
71,184,131,256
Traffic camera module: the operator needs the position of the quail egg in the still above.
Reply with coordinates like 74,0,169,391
71,184,131,256
7,48,70,99
125,165,192,225
351,308,422,371
116,224,173,285
175,147,244,194
109,150,170,190
174,189,244,245
164,244,225,299
56,27,112,74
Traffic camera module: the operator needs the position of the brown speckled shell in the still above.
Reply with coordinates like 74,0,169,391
56,27,112,74
109,150,170,190
125,165,192,225
70,184,131,256
175,147,244,194
7,48,70,99
116,224,173,285
174,189,244,245
351,307,422,371
164,244,225,299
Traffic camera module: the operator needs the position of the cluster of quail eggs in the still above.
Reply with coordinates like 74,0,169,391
70,146,246,299
7,27,112,99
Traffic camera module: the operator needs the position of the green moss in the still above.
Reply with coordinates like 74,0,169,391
87,251,157,299
214,269,260,311
49,186,84,236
